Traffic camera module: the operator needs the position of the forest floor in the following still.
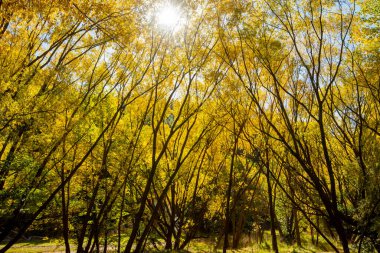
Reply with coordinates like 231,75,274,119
0,236,339,253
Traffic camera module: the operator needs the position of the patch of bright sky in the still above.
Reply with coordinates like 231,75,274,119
151,1,187,32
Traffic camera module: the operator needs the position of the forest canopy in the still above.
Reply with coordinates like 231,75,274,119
0,0,379,252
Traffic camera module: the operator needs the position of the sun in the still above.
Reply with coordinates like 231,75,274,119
156,2,184,30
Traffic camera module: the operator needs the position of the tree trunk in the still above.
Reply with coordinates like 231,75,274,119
334,218,350,253
266,164,279,253
232,213,243,249
223,135,239,253
294,210,301,247
61,168,71,253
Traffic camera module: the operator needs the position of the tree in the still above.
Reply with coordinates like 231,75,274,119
1,0,380,252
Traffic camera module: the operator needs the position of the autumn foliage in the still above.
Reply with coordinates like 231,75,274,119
0,0,379,252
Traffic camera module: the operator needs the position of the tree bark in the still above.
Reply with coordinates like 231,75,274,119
266,164,279,253
223,124,241,253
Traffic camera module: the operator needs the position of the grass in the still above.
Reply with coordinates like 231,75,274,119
0,241,337,253
185,238,335,253
0,232,340,252
0,238,71,253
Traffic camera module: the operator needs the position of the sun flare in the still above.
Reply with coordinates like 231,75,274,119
156,3,184,30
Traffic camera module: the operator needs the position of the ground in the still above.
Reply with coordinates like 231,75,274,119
0,235,338,253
